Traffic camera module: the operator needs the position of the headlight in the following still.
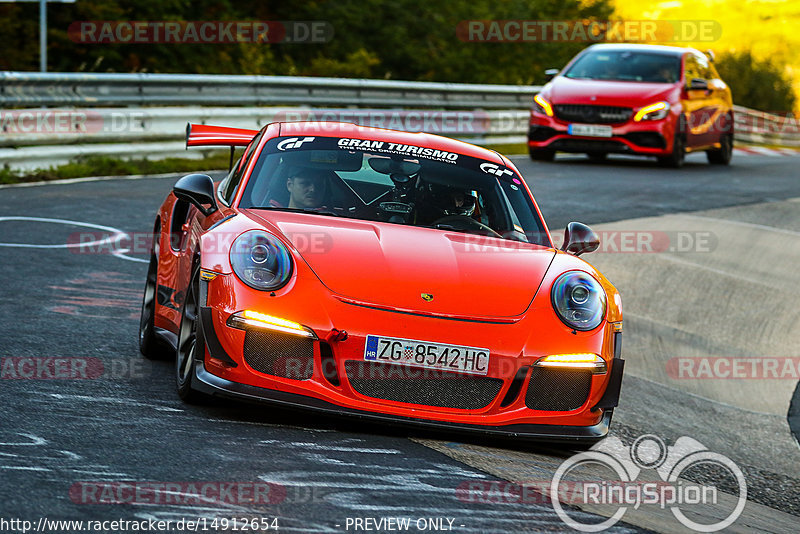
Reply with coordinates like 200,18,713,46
230,230,293,291
551,271,607,331
533,94,554,117
633,101,670,121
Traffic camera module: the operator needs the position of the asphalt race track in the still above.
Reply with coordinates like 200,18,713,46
1,150,799,533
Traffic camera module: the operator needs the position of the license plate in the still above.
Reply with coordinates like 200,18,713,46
568,123,613,137
364,335,490,375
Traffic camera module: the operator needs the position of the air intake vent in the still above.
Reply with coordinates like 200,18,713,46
243,330,314,380
345,361,503,410
525,368,592,411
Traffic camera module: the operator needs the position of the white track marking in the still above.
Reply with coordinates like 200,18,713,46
46,393,183,412
0,465,52,472
59,450,82,460
0,216,147,263
0,433,48,446
0,170,216,190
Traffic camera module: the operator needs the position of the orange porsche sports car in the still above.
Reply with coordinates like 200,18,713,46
139,122,624,444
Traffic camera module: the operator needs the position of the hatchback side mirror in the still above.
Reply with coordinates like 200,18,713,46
544,68,560,80
562,222,600,256
688,78,709,91
173,173,218,216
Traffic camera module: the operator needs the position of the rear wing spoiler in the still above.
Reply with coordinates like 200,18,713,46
185,123,259,148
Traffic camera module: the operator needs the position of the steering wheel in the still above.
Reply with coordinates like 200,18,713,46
431,215,502,238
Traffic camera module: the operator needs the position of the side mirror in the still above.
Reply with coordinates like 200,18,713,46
562,222,599,256
173,173,218,216
688,78,709,91
544,68,560,80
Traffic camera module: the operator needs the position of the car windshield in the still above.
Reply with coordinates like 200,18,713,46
564,50,681,83
238,136,549,246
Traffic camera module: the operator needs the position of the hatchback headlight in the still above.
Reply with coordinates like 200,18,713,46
533,94,554,117
551,271,606,331
230,230,293,291
634,101,670,121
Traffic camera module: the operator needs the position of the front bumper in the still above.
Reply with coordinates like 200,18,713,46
195,301,625,442
528,112,675,156
192,360,616,443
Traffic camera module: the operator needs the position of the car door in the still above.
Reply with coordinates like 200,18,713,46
682,52,719,147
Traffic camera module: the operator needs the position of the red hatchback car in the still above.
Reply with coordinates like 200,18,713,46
528,43,733,167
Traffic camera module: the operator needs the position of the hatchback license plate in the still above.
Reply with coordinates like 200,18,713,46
568,123,613,137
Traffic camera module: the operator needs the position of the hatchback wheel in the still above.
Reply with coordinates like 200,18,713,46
657,132,685,168
707,134,733,165
529,147,556,161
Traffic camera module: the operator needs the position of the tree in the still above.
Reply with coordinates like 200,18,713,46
714,51,796,113
0,0,614,85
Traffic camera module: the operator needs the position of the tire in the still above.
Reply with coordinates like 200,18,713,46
707,134,733,165
139,225,171,360
586,152,607,162
657,131,685,168
175,260,206,403
529,147,556,161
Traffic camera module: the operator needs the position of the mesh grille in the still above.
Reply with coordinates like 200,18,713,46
554,104,632,124
243,330,314,380
525,368,592,411
345,361,503,410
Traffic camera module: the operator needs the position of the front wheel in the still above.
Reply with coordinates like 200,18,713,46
139,226,171,360
707,134,733,165
657,131,685,168
175,261,206,403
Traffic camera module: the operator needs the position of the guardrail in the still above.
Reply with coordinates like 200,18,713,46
0,72,537,109
733,105,800,147
0,72,797,171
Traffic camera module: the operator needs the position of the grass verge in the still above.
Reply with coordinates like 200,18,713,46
0,151,233,185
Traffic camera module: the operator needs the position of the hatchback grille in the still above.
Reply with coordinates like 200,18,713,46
243,330,314,380
554,104,632,124
525,368,592,411
345,361,503,410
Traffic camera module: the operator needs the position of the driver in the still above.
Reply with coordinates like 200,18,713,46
286,172,326,209
416,183,479,224
447,190,477,217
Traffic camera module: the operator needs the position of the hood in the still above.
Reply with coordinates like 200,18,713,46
545,77,678,107
244,210,555,319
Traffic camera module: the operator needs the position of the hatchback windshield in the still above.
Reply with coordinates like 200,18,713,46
238,136,549,246
564,50,681,83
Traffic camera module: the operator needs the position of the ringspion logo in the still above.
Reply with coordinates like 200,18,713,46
551,435,747,532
